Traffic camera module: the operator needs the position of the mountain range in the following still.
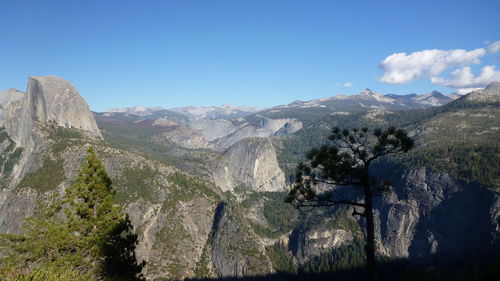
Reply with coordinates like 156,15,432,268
0,76,498,280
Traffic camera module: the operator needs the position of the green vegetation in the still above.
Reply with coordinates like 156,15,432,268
51,125,86,139
96,119,179,165
193,243,213,278
0,128,23,184
168,172,219,200
388,141,499,188
302,238,365,273
287,126,414,281
17,157,65,192
0,147,144,281
299,205,363,234
266,243,297,274
2,147,23,176
276,101,500,189
0,264,91,281
242,192,299,238
115,166,158,202
44,124,88,156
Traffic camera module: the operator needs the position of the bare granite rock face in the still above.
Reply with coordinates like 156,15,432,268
190,119,238,141
0,76,102,185
212,137,286,194
2,76,101,146
210,203,274,277
25,76,102,139
374,167,499,260
152,118,220,150
289,226,354,264
214,118,303,148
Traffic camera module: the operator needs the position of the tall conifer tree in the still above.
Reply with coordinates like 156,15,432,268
0,147,144,281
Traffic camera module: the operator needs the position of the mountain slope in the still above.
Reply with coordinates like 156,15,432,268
0,76,279,280
1,77,498,280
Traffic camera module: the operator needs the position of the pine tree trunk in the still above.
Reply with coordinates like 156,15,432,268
364,185,377,281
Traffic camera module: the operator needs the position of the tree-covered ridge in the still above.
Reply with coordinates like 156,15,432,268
241,191,299,239
274,97,499,188
0,147,144,281
393,105,499,188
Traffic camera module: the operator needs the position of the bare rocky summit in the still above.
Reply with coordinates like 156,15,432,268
0,76,102,146
212,137,286,195
462,81,500,102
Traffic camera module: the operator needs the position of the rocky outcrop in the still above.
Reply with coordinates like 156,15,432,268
289,226,354,264
212,137,286,194
190,119,238,141
25,76,102,138
214,118,303,148
210,203,274,277
0,76,102,187
2,76,102,146
462,81,500,103
374,167,499,260
152,118,219,150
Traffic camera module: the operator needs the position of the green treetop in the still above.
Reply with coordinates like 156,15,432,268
0,147,144,281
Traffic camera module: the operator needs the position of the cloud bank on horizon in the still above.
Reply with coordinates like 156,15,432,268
379,41,500,94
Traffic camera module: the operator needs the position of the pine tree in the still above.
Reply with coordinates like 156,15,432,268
0,147,144,281
286,126,413,281
63,147,144,280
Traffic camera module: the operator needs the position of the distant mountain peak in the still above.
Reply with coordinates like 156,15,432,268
358,89,395,103
360,88,375,96
461,81,500,103
429,90,445,97
485,81,500,91
107,106,165,115
170,104,261,120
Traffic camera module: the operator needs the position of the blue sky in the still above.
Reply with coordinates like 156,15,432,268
1,0,499,111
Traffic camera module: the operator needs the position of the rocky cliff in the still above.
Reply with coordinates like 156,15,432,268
214,118,303,148
0,76,102,185
1,76,499,279
374,167,499,260
210,203,274,277
212,137,286,195
1,76,102,146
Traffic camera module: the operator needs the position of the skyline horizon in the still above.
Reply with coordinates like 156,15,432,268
1,0,499,111
2,74,477,112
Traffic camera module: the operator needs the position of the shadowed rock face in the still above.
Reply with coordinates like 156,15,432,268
374,167,499,260
210,203,274,277
212,137,286,195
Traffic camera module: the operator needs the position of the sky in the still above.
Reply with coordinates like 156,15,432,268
1,0,499,111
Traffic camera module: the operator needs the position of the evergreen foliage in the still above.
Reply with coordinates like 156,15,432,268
266,243,297,274
242,192,299,238
302,239,365,273
0,147,144,281
286,126,413,281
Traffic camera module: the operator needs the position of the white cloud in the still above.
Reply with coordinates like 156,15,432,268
431,65,500,92
379,48,486,84
488,41,500,53
343,82,352,87
455,88,483,94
